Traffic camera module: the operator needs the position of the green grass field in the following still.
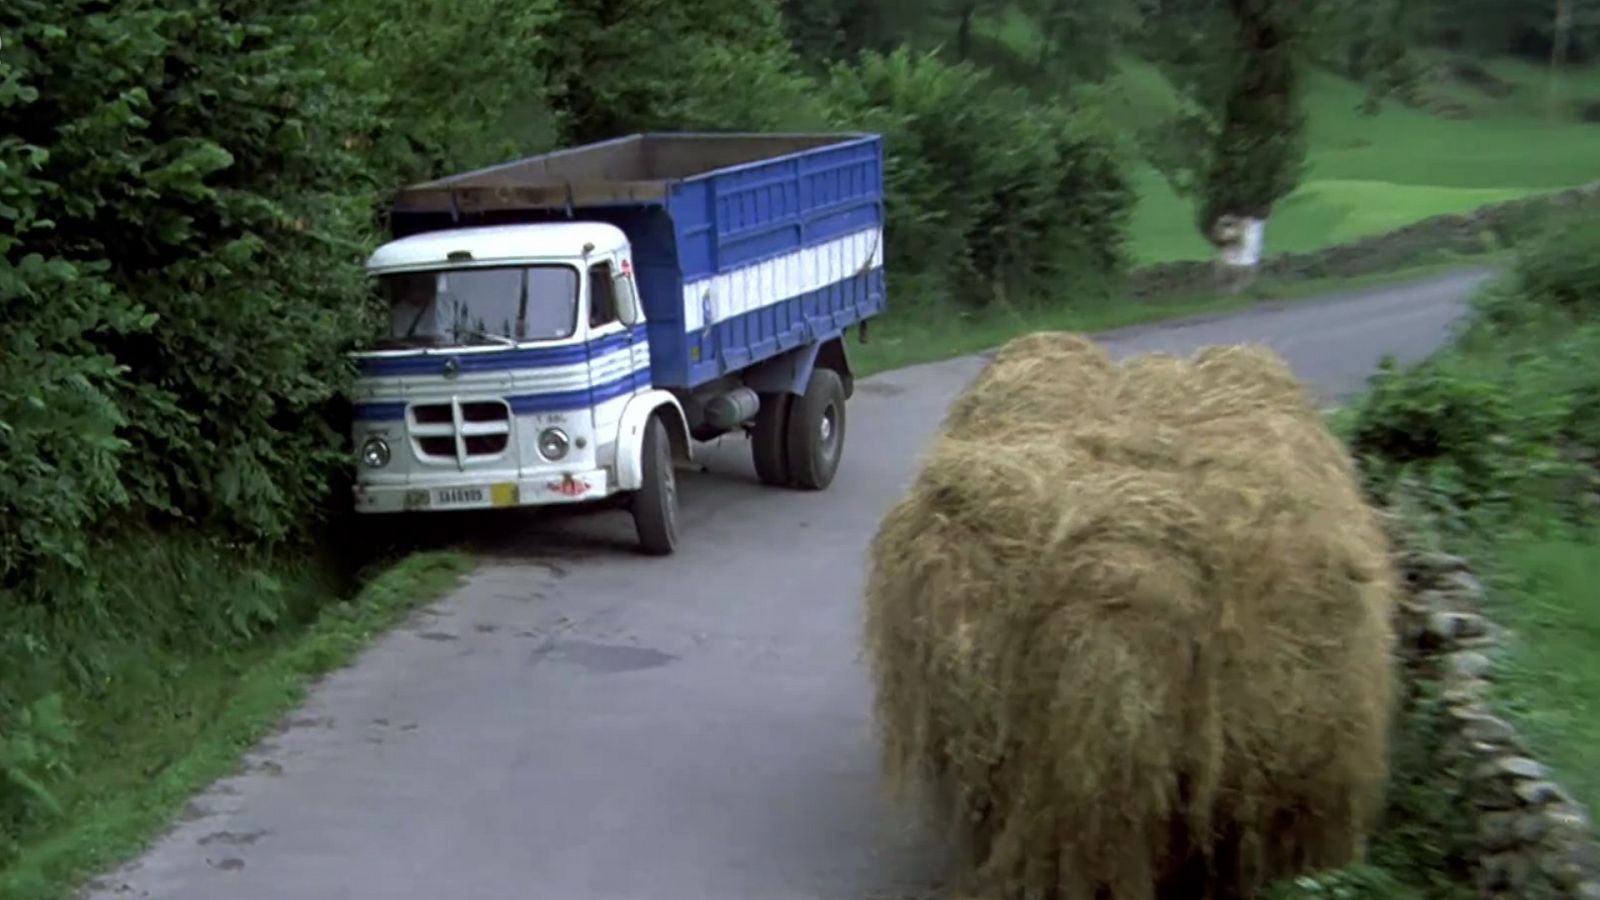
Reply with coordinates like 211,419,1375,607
1100,59,1600,264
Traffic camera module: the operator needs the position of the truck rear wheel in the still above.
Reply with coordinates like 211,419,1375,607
751,392,792,487
786,368,846,491
632,415,679,555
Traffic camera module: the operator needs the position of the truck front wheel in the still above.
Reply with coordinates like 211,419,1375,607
786,368,846,491
631,415,679,555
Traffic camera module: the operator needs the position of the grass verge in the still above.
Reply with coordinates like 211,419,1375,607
0,549,474,900
1472,525,1600,813
854,258,1494,377
1482,527,1600,817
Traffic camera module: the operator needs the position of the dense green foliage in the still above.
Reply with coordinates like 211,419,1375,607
0,0,381,852
824,48,1133,307
1505,215,1600,317
1349,218,1600,522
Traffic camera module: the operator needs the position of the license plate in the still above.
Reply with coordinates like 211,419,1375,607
431,483,518,508
433,487,484,506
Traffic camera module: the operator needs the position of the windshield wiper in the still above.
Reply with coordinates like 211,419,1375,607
460,329,517,347
402,300,434,339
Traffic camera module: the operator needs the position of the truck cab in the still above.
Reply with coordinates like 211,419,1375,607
349,221,689,552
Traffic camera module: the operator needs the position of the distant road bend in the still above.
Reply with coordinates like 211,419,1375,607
87,268,1493,900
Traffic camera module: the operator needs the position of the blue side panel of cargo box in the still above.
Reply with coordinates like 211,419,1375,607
655,134,885,389
387,134,886,391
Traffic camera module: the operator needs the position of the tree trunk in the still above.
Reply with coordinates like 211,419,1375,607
1209,213,1268,295
956,3,975,61
1550,0,1573,118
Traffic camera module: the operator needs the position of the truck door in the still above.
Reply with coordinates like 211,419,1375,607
585,257,638,460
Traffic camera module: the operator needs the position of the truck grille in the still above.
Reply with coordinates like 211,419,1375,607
408,399,511,466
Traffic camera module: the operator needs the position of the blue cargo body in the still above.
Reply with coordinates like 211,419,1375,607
385,132,886,391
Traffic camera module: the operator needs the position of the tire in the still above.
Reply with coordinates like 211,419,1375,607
631,415,679,555
786,367,846,491
751,391,792,487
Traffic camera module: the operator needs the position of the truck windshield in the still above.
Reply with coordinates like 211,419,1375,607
372,265,579,349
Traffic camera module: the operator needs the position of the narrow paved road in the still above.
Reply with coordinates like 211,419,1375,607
86,269,1493,900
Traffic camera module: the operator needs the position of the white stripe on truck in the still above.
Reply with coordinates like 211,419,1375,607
680,226,884,332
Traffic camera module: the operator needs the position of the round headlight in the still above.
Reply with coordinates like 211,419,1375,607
538,427,571,461
360,437,391,469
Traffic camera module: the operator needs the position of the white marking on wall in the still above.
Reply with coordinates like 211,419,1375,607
682,227,884,331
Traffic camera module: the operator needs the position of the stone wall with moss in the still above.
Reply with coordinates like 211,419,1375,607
1394,541,1600,899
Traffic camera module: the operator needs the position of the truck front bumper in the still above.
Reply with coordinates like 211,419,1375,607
353,469,614,514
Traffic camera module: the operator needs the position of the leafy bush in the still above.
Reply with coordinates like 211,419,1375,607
1350,357,1520,473
823,47,1133,309
316,0,566,185
1350,264,1600,524
0,696,74,861
1347,352,1571,515
3,0,379,559
533,0,827,142
1510,214,1600,319
1461,222,1600,456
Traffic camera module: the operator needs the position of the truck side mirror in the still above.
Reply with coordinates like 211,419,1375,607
614,273,642,327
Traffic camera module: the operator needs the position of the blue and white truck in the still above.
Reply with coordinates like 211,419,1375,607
346,132,887,555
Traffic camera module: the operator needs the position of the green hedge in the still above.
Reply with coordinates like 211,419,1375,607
825,48,1133,310
0,0,385,851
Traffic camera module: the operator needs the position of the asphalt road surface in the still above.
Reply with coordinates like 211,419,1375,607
84,268,1494,900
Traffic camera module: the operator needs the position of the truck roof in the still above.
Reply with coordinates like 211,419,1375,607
390,132,873,214
366,222,629,272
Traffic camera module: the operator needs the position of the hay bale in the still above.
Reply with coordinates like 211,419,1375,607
941,333,1117,439
863,332,1399,900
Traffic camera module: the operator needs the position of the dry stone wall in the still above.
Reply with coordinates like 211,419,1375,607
1394,542,1600,899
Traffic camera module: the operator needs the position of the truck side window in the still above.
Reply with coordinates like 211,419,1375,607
589,262,617,328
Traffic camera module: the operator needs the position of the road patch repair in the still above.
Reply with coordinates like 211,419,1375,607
864,333,1400,900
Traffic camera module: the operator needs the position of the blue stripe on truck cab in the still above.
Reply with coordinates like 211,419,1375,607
352,366,653,422
354,324,649,379
507,368,654,415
